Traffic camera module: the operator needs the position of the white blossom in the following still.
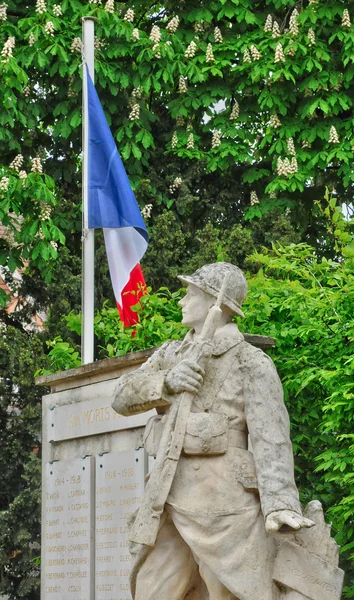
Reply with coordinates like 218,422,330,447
287,137,296,156
329,126,339,144
264,14,272,33
214,27,223,43
272,21,281,38
132,86,142,100
269,113,281,128
169,176,182,193
31,157,43,173
19,170,27,179
124,8,134,22
274,43,285,63
0,177,9,192
70,37,82,53
40,203,51,221
250,45,261,61
178,76,187,93
187,133,194,149
289,157,298,174
307,28,315,46
53,4,62,16
29,32,35,46
194,21,204,33
131,28,140,41
150,25,161,43
276,157,290,176
50,240,58,250
23,85,31,97
342,9,351,28
176,115,185,126
186,122,193,132
0,3,8,21
205,43,214,63
286,39,296,56
211,130,221,149
289,8,299,36
185,40,197,58
9,154,24,171
105,0,114,13
36,0,46,14
94,37,104,51
152,43,161,58
166,16,179,33
1,36,15,62
302,140,311,149
171,131,178,148
269,192,276,199
141,204,153,219
243,48,251,63
44,21,55,36
129,103,140,120
230,101,239,120
250,191,259,205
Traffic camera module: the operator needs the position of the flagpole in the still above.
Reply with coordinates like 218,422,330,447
82,17,95,365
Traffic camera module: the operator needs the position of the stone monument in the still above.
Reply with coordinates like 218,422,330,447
112,262,344,600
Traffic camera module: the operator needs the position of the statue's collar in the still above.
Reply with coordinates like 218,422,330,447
177,323,244,356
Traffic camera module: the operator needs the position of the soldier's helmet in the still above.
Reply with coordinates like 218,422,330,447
178,262,248,318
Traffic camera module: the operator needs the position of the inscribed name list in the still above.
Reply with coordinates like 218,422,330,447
95,449,145,600
43,457,94,600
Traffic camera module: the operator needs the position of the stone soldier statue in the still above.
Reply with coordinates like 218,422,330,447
112,262,315,600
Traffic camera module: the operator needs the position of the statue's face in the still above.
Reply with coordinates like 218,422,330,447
178,284,215,331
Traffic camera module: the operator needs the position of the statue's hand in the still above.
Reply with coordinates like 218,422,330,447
164,359,205,395
265,510,315,533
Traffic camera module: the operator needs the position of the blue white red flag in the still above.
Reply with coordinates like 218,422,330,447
86,65,148,326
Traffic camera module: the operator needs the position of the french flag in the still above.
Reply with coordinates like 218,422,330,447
86,67,148,326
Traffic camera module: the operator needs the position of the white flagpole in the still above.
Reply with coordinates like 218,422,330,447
82,17,95,365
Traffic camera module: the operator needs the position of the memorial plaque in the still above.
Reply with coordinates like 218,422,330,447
48,398,155,442
43,457,94,600
95,449,145,600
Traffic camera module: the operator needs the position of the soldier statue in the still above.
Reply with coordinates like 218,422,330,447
112,262,315,600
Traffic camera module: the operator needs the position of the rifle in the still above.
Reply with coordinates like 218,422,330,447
129,275,229,547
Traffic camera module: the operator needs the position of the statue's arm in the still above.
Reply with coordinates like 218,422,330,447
243,351,303,521
112,343,172,416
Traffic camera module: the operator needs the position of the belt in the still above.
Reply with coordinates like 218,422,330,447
228,429,248,450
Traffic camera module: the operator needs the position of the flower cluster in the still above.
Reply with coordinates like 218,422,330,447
342,9,351,28
45,21,55,36
40,202,52,221
176,115,185,126
169,177,182,193
0,176,9,192
23,85,30,97
132,87,142,100
276,157,298,176
274,43,285,63
307,28,315,46
269,113,281,128
50,240,58,251
194,21,204,33
171,131,178,148
94,37,104,51
166,15,179,33
105,0,114,13
178,76,187,93
329,126,339,144
250,191,259,205
287,138,296,156
205,43,214,63
124,8,134,22
286,40,296,56
211,130,221,149
129,103,140,120
243,49,251,63
31,157,43,173
71,37,82,53
152,43,161,58
289,8,299,36
36,0,46,13
185,40,197,58
141,204,153,219
19,170,27,179
149,25,160,44
53,4,62,16
272,21,281,38
302,140,311,149
250,45,261,61
1,36,15,61
186,122,193,132
187,133,194,149
230,101,239,120
264,14,272,33
214,27,223,43
9,154,24,171
131,28,139,41
0,3,7,21
28,32,36,46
